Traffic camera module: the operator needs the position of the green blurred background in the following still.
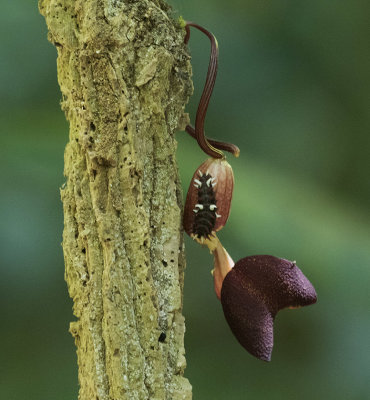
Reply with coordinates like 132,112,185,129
1,1,369,399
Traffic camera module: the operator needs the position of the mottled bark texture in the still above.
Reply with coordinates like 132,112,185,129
39,0,193,398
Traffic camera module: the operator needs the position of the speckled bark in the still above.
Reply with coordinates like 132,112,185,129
39,0,193,399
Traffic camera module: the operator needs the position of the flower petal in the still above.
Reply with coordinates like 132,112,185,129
220,255,317,361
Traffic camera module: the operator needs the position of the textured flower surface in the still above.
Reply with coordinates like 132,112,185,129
183,158,234,240
220,255,317,361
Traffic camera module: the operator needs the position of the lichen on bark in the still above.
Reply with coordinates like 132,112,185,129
39,0,193,398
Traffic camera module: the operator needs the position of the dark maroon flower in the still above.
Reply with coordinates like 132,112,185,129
220,255,317,361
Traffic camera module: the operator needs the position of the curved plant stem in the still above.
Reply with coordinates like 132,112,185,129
185,22,240,158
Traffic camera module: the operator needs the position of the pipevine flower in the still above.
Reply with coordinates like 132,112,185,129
211,241,317,361
182,160,317,361
182,20,317,362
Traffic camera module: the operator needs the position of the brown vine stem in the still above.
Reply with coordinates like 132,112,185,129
184,22,240,158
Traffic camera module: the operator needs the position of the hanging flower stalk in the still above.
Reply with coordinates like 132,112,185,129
183,21,317,362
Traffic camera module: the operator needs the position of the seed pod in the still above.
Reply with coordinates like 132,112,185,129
183,158,234,240
220,255,317,361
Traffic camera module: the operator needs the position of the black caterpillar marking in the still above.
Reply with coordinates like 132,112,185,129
193,173,217,238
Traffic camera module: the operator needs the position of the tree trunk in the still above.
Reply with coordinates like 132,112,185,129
39,0,193,398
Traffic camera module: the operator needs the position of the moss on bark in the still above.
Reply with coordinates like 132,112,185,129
39,0,193,398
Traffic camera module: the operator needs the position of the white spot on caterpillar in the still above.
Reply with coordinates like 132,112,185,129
195,204,204,210
198,170,203,177
209,205,217,211
206,178,212,187
194,178,202,188
216,213,221,218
